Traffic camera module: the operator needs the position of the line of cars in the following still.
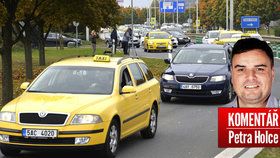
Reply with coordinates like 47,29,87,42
202,30,268,46
159,29,269,103
103,26,191,53
0,29,242,157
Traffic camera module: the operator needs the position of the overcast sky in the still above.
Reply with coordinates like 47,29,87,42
118,0,151,8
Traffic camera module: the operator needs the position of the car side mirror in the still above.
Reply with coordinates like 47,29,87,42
164,59,171,64
121,86,136,94
20,82,30,90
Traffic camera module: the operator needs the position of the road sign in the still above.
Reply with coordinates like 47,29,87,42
150,17,156,25
160,1,185,13
160,1,176,13
241,16,260,29
196,19,200,27
73,21,79,27
176,1,185,13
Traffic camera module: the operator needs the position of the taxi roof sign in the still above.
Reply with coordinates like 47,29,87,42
93,55,110,62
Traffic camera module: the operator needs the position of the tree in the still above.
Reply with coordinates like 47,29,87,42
1,0,20,105
0,0,121,105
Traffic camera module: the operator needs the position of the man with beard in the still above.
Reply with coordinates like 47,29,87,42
228,38,279,107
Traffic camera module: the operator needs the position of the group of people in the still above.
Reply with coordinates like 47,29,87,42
90,27,133,55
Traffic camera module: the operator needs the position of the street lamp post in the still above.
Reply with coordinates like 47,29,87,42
164,0,166,24
73,21,79,47
177,0,179,24
131,0,134,51
196,0,199,34
154,0,156,26
226,0,228,30
230,0,233,30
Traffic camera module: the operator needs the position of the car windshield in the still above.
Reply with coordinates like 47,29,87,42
169,31,182,36
28,66,114,94
150,33,169,39
220,33,241,39
173,49,227,64
209,32,219,38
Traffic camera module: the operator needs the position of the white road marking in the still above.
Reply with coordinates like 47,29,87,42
214,148,244,158
238,148,263,158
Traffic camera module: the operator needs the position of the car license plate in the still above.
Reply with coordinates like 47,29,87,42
22,129,58,138
180,84,202,90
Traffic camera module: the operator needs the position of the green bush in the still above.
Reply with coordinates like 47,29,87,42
275,27,280,37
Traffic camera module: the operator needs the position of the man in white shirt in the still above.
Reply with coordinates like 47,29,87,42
228,38,279,108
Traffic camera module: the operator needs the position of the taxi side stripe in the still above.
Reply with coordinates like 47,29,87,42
0,128,21,133
123,108,150,124
59,129,104,135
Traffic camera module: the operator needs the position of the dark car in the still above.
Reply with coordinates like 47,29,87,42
166,30,191,45
160,44,234,103
45,33,82,47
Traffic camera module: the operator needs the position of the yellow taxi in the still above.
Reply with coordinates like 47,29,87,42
240,32,270,44
143,31,173,52
214,30,243,45
0,55,160,158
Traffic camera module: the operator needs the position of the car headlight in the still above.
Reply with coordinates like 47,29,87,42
168,41,172,45
0,112,16,123
210,75,226,82
148,41,154,45
162,74,174,81
71,114,103,124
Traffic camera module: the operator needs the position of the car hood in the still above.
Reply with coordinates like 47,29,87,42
149,39,170,43
217,38,240,43
11,92,111,114
167,63,229,76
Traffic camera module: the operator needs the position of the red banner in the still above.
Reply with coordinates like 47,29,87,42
218,108,280,147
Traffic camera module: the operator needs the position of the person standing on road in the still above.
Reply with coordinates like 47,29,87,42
122,28,132,55
91,30,98,55
111,27,118,54
227,38,279,108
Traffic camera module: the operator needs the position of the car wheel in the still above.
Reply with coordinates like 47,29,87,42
221,82,234,104
0,146,21,157
140,106,157,139
103,119,119,158
144,48,147,52
136,45,140,48
106,41,110,48
161,93,171,102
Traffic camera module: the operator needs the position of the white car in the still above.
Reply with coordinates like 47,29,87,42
202,30,220,44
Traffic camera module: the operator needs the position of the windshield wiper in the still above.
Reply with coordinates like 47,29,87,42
27,90,45,93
